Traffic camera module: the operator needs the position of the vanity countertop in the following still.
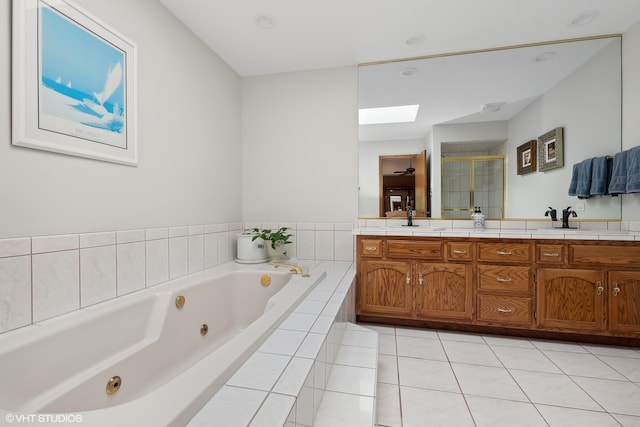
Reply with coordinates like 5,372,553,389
354,219,640,241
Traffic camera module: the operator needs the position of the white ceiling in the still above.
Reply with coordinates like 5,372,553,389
158,1,640,142
159,0,640,77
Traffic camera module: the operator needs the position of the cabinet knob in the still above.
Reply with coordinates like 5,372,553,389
613,283,620,296
497,307,513,313
406,273,411,284
418,273,424,285
596,281,604,295
496,276,512,283
496,250,512,255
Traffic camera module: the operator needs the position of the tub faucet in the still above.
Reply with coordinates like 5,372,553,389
544,207,557,222
273,262,304,275
562,207,577,229
406,207,413,226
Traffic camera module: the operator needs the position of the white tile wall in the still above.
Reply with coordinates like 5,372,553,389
32,249,80,322
0,222,357,334
80,245,116,307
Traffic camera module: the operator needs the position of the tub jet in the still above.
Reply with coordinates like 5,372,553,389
106,376,122,395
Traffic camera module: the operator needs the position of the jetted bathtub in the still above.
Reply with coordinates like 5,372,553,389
0,262,325,426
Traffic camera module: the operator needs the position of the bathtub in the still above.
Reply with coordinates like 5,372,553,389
0,262,325,426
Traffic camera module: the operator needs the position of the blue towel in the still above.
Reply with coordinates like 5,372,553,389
589,156,613,195
608,150,628,194
568,158,593,199
626,146,640,193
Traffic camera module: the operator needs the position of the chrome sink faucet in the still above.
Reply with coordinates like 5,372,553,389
562,207,577,229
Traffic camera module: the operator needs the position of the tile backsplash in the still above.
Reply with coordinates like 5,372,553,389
0,222,357,334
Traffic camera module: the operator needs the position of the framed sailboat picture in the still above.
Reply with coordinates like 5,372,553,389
12,0,138,166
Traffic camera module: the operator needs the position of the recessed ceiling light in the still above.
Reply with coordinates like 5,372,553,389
535,51,557,62
570,10,599,27
400,68,418,77
359,105,420,125
406,34,425,46
255,15,275,29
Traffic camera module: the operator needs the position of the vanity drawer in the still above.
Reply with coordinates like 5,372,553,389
477,265,531,292
537,244,564,264
477,295,532,325
477,242,531,263
387,240,443,259
360,239,383,257
570,244,640,266
447,242,472,261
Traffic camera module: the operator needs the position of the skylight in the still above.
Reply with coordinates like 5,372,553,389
358,104,420,125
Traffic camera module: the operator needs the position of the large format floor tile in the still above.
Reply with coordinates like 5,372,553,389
369,325,640,427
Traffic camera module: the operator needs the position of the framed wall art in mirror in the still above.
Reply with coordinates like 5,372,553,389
517,140,537,175
538,127,564,172
12,0,138,166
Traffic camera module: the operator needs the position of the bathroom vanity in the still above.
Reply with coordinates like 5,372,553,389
356,231,640,345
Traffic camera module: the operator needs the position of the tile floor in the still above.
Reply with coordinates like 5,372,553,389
366,324,640,427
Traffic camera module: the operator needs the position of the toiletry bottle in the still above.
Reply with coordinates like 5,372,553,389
473,207,485,229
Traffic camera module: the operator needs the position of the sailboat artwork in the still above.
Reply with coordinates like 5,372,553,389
13,0,137,165
37,2,128,149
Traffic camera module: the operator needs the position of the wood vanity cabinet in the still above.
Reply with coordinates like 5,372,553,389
536,268,605,332
356,237,473,322
356,235,640,344
476,241,533,328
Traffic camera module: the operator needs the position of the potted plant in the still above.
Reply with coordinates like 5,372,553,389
251,227,292,260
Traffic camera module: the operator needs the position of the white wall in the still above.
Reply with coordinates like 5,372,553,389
241,67,359,223
622,21,640,221
358,139,427,217
0,0,242,238
507,39,622,219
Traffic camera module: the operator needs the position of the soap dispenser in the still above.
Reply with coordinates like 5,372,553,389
472,207,485,229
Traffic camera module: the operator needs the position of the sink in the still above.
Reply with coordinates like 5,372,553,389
531,228,628,234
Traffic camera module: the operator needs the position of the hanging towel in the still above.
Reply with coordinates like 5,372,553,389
626,146,640,193
608,150,628,195
589,156,613,195
568,158,593,199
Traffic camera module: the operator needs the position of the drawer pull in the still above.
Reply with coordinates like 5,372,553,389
596,281,604,296
453,249,468,254
496,277,512,282
418,273,424,285
613,283,620,296
497,307,513,313
542,252,560,257
364,246,378,251
496,250,512,255
406,273,411,284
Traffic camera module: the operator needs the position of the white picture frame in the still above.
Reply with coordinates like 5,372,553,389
12,0,138,166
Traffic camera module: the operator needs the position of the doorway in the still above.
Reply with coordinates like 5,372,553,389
379,150,429,217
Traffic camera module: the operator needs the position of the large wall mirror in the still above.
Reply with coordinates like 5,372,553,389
358,36,622,220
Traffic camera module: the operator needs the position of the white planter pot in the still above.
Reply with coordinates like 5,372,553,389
236,232,268,263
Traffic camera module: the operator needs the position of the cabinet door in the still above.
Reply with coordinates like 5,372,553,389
536,268,605,332
358,260,413,317
609,271,640,335
414,263,472,321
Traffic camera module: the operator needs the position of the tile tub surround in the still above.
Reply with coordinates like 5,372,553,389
187,261,376,427
0,222,357,334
